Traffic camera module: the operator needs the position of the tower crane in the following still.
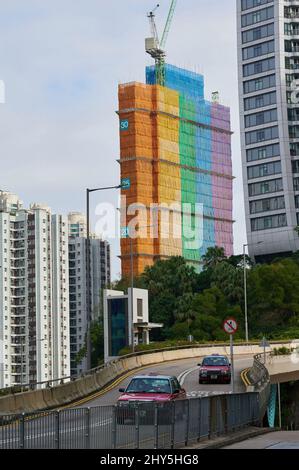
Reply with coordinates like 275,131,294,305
145,0,178,86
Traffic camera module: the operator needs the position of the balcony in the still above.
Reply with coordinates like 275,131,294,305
285,9,299,20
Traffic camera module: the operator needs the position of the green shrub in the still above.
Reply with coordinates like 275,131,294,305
272,347,292,356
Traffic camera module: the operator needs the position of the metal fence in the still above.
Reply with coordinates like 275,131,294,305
0,392,260,449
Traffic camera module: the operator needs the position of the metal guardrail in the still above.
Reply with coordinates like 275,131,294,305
0,339,292,396
247,353,271,422
248,354,270,389
0,393,260,449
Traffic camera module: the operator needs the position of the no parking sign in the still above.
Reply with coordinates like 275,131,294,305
223,318,238,335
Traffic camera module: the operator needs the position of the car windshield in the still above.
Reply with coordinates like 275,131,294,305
126,378,171,394
202,357,228,367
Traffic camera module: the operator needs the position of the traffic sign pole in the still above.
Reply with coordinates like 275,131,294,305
260,337,270,365
223,317,238,394
230,334,235,394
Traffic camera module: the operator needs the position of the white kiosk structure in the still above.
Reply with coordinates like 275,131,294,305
103,288,162,363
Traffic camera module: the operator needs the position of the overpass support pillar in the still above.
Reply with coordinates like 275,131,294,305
267,384,277,428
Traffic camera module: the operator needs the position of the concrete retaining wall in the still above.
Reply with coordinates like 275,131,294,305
0,342,292,415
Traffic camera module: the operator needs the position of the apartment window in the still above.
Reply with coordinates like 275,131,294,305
288,108,299,122
243,74,275,94
251,214,287,231
285,57,299,71
242,23,274,44
241,6,274,27
245,108,277,128
250,196,285,214
295,195,299,208
243,57,275,77
291,143,299,157
248,178,283,196
245,126,278,145
285,40,299,54
289,126,299,139
248,161,281,179
286,74,299,88
294,177,299,191
292,160,299,173
285,23,299,36
244,91,276,111
241,0,273,11
242,40,274,60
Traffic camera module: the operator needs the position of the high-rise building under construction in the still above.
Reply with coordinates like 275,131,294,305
118,64,234,277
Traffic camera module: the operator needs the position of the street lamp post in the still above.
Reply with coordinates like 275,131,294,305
129,234,134,354
243,244,249,343
86,185,121,370
243,241,263,343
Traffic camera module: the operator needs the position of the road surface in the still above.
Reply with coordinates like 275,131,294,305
82,355,253,407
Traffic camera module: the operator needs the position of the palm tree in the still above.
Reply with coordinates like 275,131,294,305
202,246,226,270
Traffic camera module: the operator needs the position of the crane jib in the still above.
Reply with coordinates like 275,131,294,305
160,0,178,50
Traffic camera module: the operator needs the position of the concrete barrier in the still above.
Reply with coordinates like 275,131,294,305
0,341,293,415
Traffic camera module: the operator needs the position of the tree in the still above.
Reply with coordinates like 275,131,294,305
247,259,299,335
211,261,244,305
202,246,226,270
227,254,253,269
138,257,199,339
190,286,242,341
90,320,104,367
75,319,105,370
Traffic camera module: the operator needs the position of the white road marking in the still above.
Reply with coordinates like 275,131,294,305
178,366,199,386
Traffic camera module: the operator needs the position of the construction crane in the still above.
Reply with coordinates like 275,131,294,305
145,0,178,86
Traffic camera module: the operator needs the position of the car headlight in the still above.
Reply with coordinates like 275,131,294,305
221,370,230,375
200,371,208,376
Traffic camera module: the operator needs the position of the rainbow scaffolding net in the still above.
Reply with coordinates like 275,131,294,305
119,64,233,276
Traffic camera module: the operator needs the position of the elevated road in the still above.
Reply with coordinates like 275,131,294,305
0,355,254,449
72,355,253,408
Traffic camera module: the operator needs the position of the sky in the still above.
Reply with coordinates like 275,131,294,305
0,0,245,279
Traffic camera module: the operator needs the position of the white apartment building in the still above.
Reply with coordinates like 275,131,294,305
0,192,70,388
68,213,110,376
237,0,299,261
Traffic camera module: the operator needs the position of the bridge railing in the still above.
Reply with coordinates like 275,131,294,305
247,353,271,421
0,392,260,449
